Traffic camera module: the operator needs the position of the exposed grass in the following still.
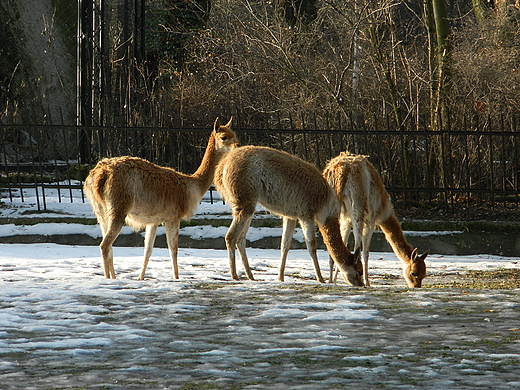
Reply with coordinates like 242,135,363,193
468,268,520,280
278,284,356,294
178,383,261,390
192,282,234,290
425,268,520,289
378,273,400,280
179,383,222,390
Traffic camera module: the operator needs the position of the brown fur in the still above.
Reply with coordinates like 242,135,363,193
323,152,429,287
214,146,363,286
84,118,240,279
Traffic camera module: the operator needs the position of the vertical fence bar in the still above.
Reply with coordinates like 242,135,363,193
373,114,383,178
511,114,517,206
27,126,41,211
15,128,24,203
37,128,47,210
438,112,448,208
487,114,494,206
463,115,470,209
1,123,14,202
313,112,321,168
337,113,344,153
384,113,391,187
411,119,418,202
423,113,432,203
289,112,296,156
266,120,273,149
61,126,75,202
48,125,62,203
301,113,308,162
326,113,332,162
500,114,506,207
474,114,482,206
446,118,452,207
277,112,283,151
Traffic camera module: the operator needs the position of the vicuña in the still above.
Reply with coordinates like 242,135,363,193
322,152,429,287
84,118,240,279
214,145,363,286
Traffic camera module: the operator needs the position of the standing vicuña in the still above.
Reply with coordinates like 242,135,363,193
322,152,429,287
84,118,240,280
214,145,363,286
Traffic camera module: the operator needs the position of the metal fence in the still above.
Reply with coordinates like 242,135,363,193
1,112,519,212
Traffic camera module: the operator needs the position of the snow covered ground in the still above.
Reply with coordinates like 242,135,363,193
1,185,520,389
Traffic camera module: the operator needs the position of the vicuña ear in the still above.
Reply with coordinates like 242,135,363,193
225,116,233,128
214,117,221,132
412,248,430,262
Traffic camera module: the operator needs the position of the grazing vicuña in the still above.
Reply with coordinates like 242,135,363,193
214,146,363,286
323,152,429,287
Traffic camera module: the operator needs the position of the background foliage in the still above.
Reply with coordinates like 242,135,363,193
2,0,519,128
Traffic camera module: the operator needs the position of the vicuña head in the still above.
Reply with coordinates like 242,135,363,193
214,145,364,286
403,248,429,287
84,117,239,280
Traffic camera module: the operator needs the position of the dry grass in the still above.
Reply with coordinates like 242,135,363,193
425,268,520,289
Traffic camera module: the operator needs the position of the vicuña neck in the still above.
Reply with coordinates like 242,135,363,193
192,133,220,194
379,214,413,264
318,216,353,266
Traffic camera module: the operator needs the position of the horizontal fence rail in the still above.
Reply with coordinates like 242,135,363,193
1,114,519,212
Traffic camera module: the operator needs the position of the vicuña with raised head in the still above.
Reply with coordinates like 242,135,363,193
214,145,363,286
323,152,429,287
84,118,240,279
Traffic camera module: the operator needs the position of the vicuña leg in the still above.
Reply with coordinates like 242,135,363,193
235,215,254,280
349,215,368,286
331,215,375,286
330,217,352,283
359,223,375,287
99,217,125,279
277,217,325,283
278,217,297,282
299,218,325,283
138,224,158,280
164,220,180,279
226,207,255,280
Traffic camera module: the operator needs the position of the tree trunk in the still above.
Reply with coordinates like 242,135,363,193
427,0,453,198
367,17,411,190
472,0,490,22
432,0,452,130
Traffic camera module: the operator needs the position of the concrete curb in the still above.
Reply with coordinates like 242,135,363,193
2,217,520,256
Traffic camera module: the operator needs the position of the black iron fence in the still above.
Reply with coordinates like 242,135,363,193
1,113,519,212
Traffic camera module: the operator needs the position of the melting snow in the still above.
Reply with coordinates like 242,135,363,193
1,185,519,389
